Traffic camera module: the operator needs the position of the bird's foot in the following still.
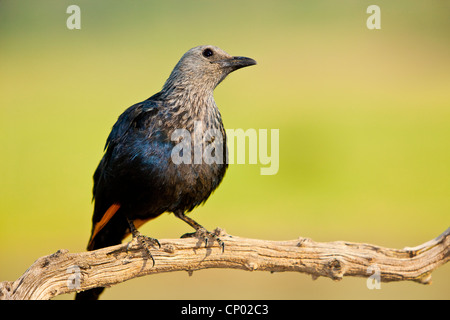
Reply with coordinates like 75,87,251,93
126,218,160,266
181,227,225,252
127,233,161,267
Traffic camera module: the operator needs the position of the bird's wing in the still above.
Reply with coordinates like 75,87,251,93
93,96,161,197
88,96,161,250
104,98,160,152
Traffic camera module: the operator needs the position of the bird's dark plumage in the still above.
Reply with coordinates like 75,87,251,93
75,46,256,300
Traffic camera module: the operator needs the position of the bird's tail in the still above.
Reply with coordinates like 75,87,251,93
75,204,126,300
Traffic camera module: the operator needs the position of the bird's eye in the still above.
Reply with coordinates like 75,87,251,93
202,48,214,58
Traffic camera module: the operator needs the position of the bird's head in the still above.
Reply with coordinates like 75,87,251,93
163,45,256,93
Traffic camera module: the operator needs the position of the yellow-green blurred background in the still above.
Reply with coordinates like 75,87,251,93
1,0,449,299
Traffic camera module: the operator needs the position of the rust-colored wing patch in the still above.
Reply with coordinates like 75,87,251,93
88,203,121,250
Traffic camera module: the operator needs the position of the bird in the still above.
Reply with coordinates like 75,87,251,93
75,45,256,300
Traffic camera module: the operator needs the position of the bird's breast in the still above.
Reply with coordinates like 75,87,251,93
120,97,228,213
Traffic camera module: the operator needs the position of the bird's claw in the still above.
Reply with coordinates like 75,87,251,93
181,228,225,253
140,235,161,249
127,234,160,267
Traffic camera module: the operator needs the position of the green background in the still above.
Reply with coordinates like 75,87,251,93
0,0,449,299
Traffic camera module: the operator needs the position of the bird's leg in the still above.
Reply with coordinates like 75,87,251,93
174,211,224,252
126,218,161,266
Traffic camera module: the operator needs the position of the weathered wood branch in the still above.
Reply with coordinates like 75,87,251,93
1,227,449,300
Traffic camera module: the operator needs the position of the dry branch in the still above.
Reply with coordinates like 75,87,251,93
0,227,449,300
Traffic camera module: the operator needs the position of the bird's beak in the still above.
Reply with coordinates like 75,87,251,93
214,56,257,71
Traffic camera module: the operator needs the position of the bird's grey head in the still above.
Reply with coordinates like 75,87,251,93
162,45,256,93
